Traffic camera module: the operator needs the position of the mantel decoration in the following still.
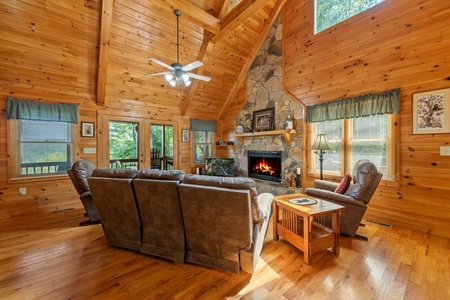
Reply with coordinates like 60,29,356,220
412,88,450,134
252,107,275,132
81,122,95,137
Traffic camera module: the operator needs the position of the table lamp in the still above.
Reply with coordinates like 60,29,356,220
310,133,334,180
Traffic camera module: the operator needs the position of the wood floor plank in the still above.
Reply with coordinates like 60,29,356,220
0,207,449,300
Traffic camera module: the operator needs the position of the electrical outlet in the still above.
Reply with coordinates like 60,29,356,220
440,146,450,156
19,188,26,196
83,148,97,154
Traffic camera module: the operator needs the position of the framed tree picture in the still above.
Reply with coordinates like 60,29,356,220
412,88,450,134
81,122,95,137
252,107,275,132
182,129,189,142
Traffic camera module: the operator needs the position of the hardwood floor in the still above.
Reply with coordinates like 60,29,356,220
0,206,449,300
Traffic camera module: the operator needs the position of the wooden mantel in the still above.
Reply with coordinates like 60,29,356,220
234,129,297,143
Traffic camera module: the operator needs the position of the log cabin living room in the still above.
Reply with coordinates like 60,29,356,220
1,0,450,299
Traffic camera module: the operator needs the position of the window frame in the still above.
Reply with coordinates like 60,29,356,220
309,114,397,181
8,119,76,181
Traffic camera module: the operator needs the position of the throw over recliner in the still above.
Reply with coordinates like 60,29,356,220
67,159,100,226
133,169,186,262
88,168,141,250
305,159,382,240
178,174,273,274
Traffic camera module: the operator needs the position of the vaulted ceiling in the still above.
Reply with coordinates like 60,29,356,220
98,0,285,120
0,0,286,121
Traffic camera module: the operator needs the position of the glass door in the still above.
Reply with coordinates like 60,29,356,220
109,120,139,170
150,124,174,170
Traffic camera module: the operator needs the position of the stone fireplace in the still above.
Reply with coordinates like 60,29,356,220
233,14,303,195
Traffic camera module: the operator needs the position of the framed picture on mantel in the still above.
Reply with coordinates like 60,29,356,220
253,107,275,132
412,88,450,134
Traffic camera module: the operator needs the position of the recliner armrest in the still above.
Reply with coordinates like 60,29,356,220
304,188,366,207
313,180,339,192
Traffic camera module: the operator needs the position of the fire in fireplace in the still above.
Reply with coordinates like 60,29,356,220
248,150,282,182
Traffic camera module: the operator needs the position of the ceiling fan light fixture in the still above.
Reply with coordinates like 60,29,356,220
182,73,189,81
184,80,191,87
165,74,174,81
169,78,177,87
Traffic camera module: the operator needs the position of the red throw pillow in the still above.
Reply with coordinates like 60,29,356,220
335,173,352,194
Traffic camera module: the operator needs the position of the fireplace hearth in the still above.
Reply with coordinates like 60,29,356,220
248,150,282,182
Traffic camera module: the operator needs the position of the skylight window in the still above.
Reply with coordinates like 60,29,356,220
315,0,385,33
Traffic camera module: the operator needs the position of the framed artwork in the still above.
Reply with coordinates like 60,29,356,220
412,88,450,134
81,122,95,137
253,107,275,132
182,129,189,142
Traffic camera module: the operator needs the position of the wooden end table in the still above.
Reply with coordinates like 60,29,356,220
273,193,345,264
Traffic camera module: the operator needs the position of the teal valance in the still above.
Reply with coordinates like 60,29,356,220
306,88,400,123
5,97,78,124
189,119,217,132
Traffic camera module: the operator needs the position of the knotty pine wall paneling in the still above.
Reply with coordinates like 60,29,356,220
283,0,450,238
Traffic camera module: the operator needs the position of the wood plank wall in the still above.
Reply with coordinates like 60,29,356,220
0,0,194,218
283,0,450,238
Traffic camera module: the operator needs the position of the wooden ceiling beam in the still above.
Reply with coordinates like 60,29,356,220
218,0,287,119
153,0,220,34
217,0,231,19
212,0,273,43
97,0,115,106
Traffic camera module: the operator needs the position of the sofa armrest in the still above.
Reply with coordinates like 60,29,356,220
255,193,273,222
313,180,339,192
304,188,366,207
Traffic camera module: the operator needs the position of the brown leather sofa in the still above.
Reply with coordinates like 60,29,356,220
67,159,100,226
87,168,273,274
305,159,382,240
178,174,273,274
88,168,141,250
133,169,186,262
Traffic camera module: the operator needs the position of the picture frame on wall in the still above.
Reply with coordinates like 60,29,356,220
252,107,275,132
412,88,450,134
182,129,189,142
81,122,95,137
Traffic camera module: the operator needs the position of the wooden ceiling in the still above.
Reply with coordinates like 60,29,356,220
0,0,286,121
97,0,285,120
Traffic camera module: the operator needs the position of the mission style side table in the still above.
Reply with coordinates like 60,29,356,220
273,193,345,264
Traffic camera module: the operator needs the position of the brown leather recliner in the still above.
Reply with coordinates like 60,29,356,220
133,169,186,262
178,174,273,274
88,168,141,250
67,159,100,226
305,159,382,240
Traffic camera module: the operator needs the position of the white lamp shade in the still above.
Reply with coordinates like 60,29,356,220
310,134,334,151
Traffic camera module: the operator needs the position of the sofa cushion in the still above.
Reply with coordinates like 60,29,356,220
92,168,139,179
181,174,262,223
138,169,185,181
335,173,352,194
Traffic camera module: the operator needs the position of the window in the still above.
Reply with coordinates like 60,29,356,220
315,0,385,33
10,120,75,177
193,131,214,164
311,114,394,180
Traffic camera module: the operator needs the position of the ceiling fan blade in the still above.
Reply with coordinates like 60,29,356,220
144,71,172,77
187,72,211,82
182,61,203,71
148,58,174,70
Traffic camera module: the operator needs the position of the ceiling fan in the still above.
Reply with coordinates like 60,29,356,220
145,10,211,87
